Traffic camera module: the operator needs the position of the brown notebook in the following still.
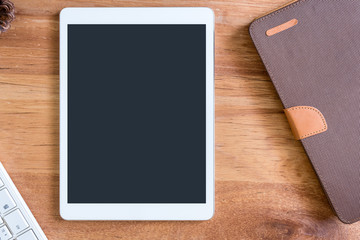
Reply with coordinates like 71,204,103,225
249,0,360,223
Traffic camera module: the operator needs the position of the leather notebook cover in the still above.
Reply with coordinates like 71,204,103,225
249,0,360,223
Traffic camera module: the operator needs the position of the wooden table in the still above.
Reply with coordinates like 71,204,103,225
0,0,359,239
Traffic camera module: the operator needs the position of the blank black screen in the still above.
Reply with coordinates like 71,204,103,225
68,25,206,203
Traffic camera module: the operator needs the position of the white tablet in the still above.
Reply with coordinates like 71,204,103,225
59,7,214,220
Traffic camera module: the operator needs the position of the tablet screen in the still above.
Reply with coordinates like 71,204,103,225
67,24,206,203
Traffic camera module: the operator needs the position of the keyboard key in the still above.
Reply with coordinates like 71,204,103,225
0,189,16,214
4,209,29,235
0,178,4,187
17,230,38,240
0,225,12,240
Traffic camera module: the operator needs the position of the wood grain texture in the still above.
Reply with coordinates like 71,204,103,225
0,0,359,239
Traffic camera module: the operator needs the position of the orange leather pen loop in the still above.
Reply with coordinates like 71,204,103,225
284,106,328,140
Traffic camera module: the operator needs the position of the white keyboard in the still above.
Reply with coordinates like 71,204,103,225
0,163,47,240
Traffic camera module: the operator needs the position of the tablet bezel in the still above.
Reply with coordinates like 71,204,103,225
59,7,214,220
